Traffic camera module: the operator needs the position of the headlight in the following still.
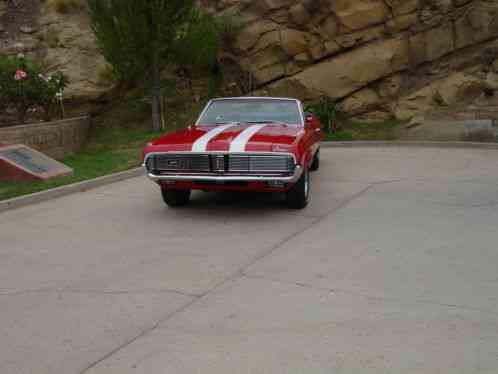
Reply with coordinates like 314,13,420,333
145,156,155,171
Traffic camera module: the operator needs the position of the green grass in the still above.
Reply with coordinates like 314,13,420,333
323,118,402,141
0,148,145,201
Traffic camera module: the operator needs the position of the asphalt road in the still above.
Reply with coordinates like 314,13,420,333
1,146,498,374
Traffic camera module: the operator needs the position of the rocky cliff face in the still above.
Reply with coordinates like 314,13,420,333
205,0,498,120
2,0,498,120
0,1,109,103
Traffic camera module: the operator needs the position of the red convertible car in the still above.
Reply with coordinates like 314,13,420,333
143,97,322,209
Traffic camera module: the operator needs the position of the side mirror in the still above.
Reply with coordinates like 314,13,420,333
305,113,320,131
305,112,314,128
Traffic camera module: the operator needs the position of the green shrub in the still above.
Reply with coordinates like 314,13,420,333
0,55,68,123
97,64,115,87
306,96,341,133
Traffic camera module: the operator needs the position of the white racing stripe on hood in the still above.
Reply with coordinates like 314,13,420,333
229,124,267,153
192,124,238,152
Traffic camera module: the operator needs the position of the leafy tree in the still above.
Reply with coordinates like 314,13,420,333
175,7,222,96
87,0,222,132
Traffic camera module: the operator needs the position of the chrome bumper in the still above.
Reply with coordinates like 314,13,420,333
145,166,303,184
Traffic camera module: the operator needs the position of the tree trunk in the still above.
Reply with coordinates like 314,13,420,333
150,58,163,133
145,0,163,132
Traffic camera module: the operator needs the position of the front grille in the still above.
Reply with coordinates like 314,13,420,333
153,154,210,172
229,155,294,173
147,153,295,174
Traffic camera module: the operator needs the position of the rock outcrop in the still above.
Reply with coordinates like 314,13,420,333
0,1,110,102
205,0,498,120
2,0,498,119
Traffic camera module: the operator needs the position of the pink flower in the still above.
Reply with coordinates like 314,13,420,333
14,69,28,81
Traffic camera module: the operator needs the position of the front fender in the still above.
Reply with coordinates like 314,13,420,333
300,150,314,169
295,138,314,169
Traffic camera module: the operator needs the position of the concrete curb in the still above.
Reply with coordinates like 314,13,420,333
2,141,498,213
321,141,498,149
0,167,144,214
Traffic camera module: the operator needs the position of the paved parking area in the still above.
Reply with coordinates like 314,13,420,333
1,146,498,374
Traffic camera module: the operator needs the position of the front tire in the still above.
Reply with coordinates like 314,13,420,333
161,188,191,207
310,149,320,171
286,168,310,209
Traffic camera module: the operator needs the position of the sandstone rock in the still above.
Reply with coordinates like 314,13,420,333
283,38,410,99
309,39,342,61
354,110,393,122
454,0,473,5
249,44,286,71
252,63,286,84
408,33,427,67
36,4,110,101
252,29,281,53
261,77,318,101
289,3,309,26
211,0,498,120
4,39,38,54
395,84,440,120
315,17,338,39
339,88,381,115
384,0,418,16
405,115,426,129
455,3,498,49
19,26,37,34
485,72,498,90
386,13,418,32
430,0,453,13
235,20,278,52
294,52,310,63
335,25,385,49
279,29,309,56
246,0,295,15
378,74,403,98
425,23,455,62
331,0,389,31
408,23,455,65
437,73,489,106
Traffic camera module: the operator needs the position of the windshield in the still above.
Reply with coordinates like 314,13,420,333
197,99,303,126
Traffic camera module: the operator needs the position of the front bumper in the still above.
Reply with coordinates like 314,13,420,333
145,165,303,184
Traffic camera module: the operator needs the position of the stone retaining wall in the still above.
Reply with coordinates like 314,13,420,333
0,116,90,159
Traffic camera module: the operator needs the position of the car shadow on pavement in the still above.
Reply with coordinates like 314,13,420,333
192,191,287,209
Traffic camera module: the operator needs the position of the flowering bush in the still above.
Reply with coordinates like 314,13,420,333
0,55,68,123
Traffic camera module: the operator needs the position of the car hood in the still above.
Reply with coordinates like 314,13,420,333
147,123,303,153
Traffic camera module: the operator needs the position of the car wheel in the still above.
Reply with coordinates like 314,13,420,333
309,149,320,171
286,167,310,209
161,188,191,207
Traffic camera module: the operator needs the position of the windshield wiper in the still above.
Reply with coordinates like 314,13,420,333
214,121,240,125
246,120,287,125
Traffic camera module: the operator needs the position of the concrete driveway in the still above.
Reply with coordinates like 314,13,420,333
1,146,498,374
